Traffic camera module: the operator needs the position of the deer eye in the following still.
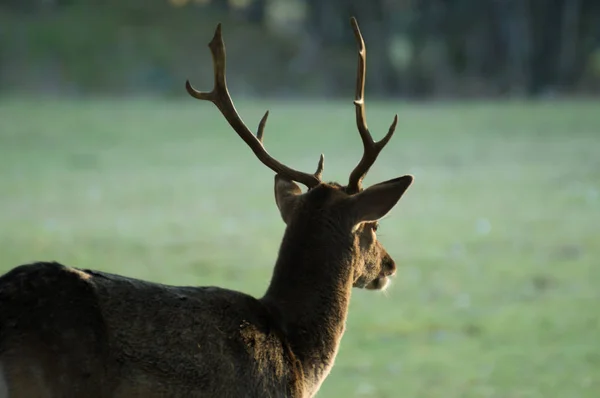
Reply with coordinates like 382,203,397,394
372,223,379,232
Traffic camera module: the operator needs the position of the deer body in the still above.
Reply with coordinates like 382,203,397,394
0,181,407,398
0,18,414,398
0,262,301,398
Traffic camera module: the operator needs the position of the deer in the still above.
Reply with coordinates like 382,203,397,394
0,17,413,398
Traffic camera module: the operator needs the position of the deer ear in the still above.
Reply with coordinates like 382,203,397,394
350,175,413,224
274,174,303,224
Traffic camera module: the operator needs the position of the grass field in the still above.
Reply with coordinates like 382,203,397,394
1,97,599,397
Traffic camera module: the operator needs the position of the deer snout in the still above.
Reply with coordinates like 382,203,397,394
381,254,396,277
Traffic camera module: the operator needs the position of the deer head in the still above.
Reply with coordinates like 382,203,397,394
186,17,413,293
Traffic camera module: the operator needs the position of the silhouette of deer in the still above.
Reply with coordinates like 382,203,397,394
0,17,413,398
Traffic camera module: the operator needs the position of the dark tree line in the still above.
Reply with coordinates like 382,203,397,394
293,0,600,97
1,0,599,98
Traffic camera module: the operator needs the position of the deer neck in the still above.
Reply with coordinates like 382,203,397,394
261,217,354,390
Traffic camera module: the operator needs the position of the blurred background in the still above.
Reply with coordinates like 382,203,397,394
1,0,600,98
1,1,599,397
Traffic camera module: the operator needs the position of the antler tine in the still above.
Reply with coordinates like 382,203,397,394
186,24,323,189
347,17,398,194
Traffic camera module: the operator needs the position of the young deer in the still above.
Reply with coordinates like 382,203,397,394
0,17,413,398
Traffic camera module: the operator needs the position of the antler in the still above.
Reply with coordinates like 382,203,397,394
185,24,324,188
346,17,398,194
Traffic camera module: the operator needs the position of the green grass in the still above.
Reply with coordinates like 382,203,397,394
1,97,599,397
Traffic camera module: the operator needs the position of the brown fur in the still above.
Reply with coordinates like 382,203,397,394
0,176,412,398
